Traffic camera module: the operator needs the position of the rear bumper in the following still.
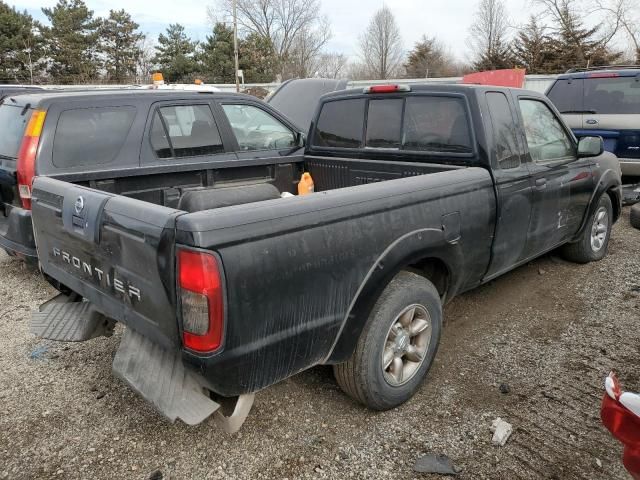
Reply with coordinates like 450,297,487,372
620,159,640,177
0,206,37,261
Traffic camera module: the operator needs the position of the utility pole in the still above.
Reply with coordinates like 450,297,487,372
233,0,240,93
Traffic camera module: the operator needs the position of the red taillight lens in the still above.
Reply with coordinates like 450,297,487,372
363,84,411,94
16,110,46,210
178,249,224,353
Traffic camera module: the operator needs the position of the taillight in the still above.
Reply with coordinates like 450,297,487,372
363,84,411,94
16,110,46,210
178,248,224,353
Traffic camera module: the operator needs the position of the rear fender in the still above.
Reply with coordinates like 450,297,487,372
324,228,463,364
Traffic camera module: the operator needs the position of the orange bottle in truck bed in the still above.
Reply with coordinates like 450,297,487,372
298,172,314,195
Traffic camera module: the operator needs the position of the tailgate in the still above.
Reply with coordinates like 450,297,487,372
32,177,184,348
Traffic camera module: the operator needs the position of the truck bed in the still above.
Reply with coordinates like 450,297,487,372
31,156,495,396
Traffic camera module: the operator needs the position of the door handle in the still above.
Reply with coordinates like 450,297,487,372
535,178,547,190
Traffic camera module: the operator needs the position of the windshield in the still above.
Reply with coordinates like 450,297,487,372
0,103,30,159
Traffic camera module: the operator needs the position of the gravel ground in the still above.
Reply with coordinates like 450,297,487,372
0,208,638,480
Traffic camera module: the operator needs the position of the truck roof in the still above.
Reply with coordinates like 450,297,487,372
2,89,259,108
319,83,542,101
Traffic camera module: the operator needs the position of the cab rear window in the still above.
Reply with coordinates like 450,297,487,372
0,104,30,159
52,106,136,168
312,95,472,153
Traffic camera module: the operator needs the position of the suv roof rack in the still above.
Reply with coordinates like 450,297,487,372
565,65,640,73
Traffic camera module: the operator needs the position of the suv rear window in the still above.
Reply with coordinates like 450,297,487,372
584,77,640,114
0,104,30,159
312,95,472,154
53,107,136,168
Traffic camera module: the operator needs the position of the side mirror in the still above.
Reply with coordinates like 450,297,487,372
296,132,306,148
578,136,604,158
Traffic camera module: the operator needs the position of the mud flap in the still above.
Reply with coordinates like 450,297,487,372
112,327,221,426
31,293,115,342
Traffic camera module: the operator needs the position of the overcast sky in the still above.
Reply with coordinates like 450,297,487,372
8,0,608,61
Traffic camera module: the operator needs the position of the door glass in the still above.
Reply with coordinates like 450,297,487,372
365,99,403,149
222,104,296,151
486,92,520,169
519,99,576,163
151,104,223,159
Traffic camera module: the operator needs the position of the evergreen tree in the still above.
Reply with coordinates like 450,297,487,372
0,2,45,83
200,23,235,84
239,33,278,83
101,9,144,83
405,36,452,78
152,24,198,83
42,0,101,84
511,16,556,73
535,0,621,71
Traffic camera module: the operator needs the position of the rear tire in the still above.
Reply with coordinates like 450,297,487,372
333,271,442,411
631,204,640,230
561,194,613,264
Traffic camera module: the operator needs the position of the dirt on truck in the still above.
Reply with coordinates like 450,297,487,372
29,84,621,433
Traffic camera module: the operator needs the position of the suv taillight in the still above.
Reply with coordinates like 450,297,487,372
16,110,46,210
178,248,224,353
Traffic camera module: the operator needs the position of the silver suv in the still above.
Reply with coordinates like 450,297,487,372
547,66,640,177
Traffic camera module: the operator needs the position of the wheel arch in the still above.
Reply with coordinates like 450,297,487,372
573,169,621,241
324,228,463,364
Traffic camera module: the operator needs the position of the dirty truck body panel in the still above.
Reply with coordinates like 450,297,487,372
31,84,621,413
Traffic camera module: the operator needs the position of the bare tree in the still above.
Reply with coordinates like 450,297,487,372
467,0,513,70
135,35,156,83
595,0,640,61
315,52,348,78
282,17,332,78
212,0,330,75
358,6,404,79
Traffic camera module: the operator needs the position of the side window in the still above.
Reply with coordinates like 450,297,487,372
546,79,584,113
221,104,296,151
313,98,366,149
402,96,472,153
52,106,136,168
519,99,575,163
150,104,223,159
366,99,403,149
486,92,520,169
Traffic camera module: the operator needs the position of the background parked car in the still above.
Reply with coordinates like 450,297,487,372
546,66,640,203
0,89,305,264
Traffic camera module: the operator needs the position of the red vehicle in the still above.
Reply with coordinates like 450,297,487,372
602,372,640,479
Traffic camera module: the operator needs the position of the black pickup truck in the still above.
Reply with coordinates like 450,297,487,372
30,84,621,432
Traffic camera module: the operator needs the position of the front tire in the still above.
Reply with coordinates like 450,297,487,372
333,271,443,411
561,194,613,264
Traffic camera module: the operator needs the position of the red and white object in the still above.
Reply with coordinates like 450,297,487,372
601,372,640,479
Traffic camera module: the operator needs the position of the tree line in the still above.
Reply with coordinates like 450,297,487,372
1,0,639,86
